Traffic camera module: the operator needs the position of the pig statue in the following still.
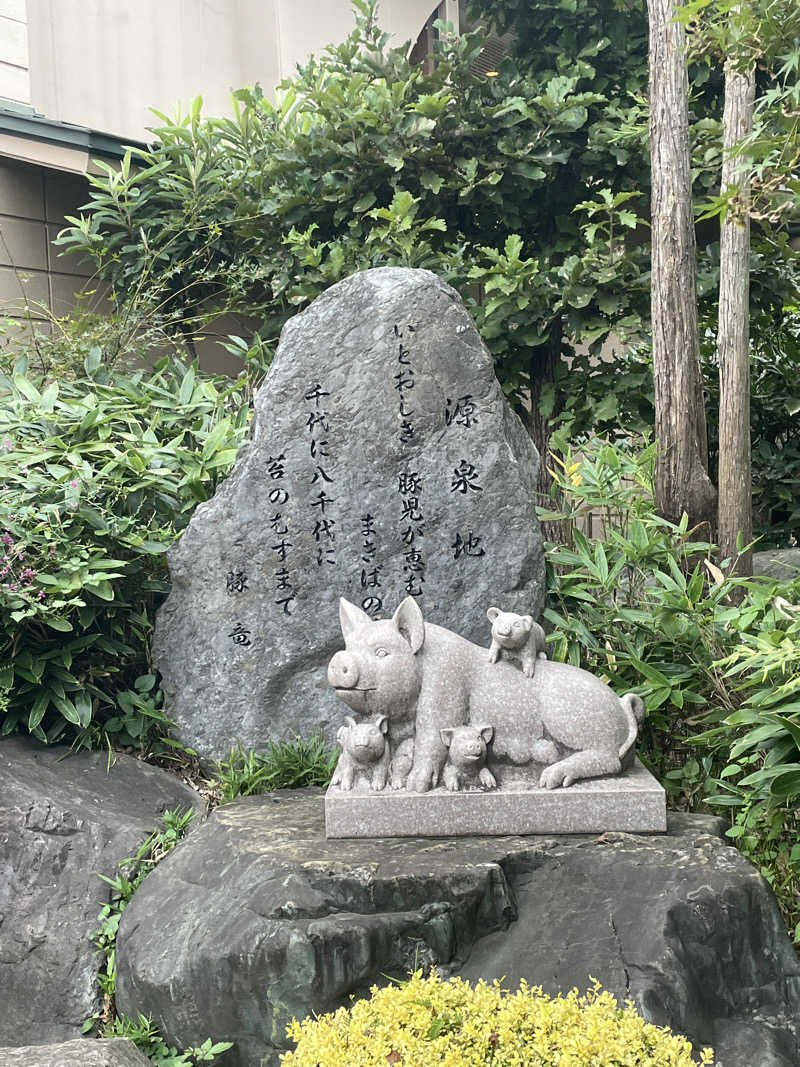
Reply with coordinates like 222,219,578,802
440,724,497,792
331,714,390,792
328,597,645,793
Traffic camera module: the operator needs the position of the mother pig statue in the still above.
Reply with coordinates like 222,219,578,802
327,596,644,793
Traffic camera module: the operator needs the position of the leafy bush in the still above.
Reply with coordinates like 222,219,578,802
542,437,800,937
102,1014,232,1067
57,0,654,411
0,352,249,748
282,970,713,1065
548,304,800,549
703,307,800,548
212,737,338,804
691,596,800,940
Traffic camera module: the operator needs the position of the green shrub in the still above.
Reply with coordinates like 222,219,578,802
543,437,800,938
549,305,800,549
692,595,800,940
0,353,249,748
102,1015,232,1067
282,970,713,1065
212,736,338,804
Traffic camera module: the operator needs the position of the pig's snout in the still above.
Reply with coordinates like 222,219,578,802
328,651,360,689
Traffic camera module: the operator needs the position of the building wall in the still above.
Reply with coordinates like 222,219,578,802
1,0,455,371
0,0,29,106
0,156,98,349
25,0,450,143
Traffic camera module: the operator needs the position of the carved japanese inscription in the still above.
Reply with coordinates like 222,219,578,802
153,267,545,759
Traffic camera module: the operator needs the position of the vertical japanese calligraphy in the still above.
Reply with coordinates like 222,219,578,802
445,400,487,563
267,451,297,615
359,513,383,616
393,322,426,597
305,381,337,571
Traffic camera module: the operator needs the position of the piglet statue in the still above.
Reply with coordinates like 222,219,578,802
440,724,497,791
331,714,390,792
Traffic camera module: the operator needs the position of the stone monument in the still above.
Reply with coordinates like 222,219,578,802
154,268,545,759
325,596,666,836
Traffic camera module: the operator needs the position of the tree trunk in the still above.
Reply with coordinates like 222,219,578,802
717,49,755,577
527,317,564,544
648,0,717,532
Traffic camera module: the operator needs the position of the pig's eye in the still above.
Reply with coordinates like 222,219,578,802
374,647,389,657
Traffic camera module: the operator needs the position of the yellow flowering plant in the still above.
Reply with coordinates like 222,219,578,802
283,971,714,1066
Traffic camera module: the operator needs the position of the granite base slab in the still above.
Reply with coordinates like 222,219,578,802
325,759,666,838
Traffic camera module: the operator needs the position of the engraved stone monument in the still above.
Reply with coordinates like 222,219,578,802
154,268,545,759
325,596,666,837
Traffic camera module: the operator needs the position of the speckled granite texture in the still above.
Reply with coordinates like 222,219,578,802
325,758,666,837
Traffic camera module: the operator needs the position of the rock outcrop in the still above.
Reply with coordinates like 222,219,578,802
0,736,202,1046
115,791,800,1067
0,1038,152,1067
153,267,545,760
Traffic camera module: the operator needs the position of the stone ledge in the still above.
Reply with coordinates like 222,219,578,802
325,759,667,837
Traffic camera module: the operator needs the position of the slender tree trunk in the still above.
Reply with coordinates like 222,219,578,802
527,317,564,544
717,47,755,576
648,0,717,532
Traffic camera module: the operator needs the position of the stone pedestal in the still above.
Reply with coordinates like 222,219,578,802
325,759,666,838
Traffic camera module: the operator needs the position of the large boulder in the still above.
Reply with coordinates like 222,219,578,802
0,736,203,1046
116,791,800,1067
0,1039,151,1067
153,267,545,760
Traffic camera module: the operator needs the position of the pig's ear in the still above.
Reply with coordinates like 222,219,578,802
376,714,389,735
339,598,372,639
522,615,533,628
344,715,357,728
487,606,499,622
440,728,454,749
392,597,425,654
477,724,494,745
336,725,349,745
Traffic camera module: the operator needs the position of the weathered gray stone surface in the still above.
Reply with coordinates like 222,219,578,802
326,759,666,837
0,1038,152,1066
753,547,800,580
154,267,545,760
116,791,800,1067
0,736,202,1046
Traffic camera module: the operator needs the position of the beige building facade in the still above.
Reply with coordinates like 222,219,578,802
0,0,459,363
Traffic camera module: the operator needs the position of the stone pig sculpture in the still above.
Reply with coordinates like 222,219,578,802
440,724,497,791
328,597,645,793
331,714,390,792
487,607,547,677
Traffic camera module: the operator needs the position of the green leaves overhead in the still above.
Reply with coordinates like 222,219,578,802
0,356,249,748
56,0,654,406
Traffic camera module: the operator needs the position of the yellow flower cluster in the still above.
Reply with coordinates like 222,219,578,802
282,971,715,1066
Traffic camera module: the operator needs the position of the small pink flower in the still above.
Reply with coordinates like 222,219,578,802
0,567,7,577
1,533,12,546
7,582,16,590
38,590,46,600
69,479,78,488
